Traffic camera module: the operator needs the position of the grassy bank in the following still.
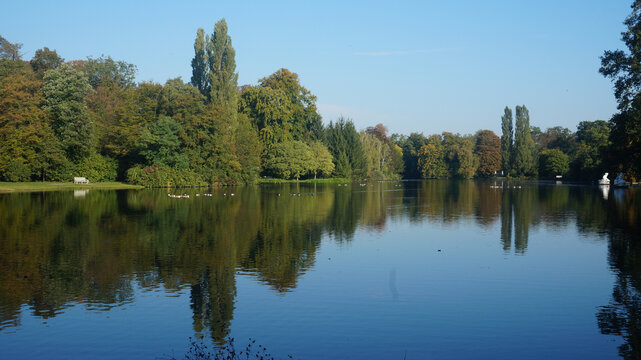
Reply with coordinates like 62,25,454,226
0,182,144,193
257,178,350,184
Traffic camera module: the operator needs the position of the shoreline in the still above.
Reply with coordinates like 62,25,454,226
257,178,351,184
3,179,638,194
0,182,144,193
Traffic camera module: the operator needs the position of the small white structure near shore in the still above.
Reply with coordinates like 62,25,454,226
73,177,89,184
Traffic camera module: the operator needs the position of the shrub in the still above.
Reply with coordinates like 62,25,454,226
74,152,118,182
3,159,31,181
539,149,569,178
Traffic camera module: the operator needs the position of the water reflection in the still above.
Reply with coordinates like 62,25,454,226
0,181,639,349
595,187,641,359
597,234,641,359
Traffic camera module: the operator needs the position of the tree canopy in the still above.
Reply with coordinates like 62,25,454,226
0,35,22,61
42,64,93,160
1,19,632,184
600,1,641,180
500,106,513,174
512,105,537,177
475,130,502,177
600,0,641,110
30,47,64,77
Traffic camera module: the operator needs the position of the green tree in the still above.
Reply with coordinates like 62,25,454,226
512,105,537,177
258,68,323,141
205,19,241,182
0,68,64,181
239,85,293,147
324,118,366,178
137,116,188,169
42,64,94,160
362,124,402,179
390,143,404,176
3,160,31,181
85,58,140,162
308,141,335,179
82,56,137,89
334,151,351,178
262,140,313,180
207,18,238,108
417,135,447,179
91,82,162,172
500,106,513,174
600,1,641,180
156,78,210,176
394,132,427,179
74,152,118,182
235,113,262,183
539,149,569,178
609,106,641,180
240,68,323,148
536,126,575,154
191,28,210,97
0,58,30,80
442,132,478,178
0,35,22,61
454,141,479,179
474,130,502,177
88,83,129,160
571,120,610,180
30,47,64,78
159,78,205,120
361,131,386,179
600,0,641,110
530,126,542,147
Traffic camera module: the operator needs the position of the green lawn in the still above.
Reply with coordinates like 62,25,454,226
0,182,143,193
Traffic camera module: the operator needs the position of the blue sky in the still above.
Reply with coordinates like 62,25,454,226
1,0,630,136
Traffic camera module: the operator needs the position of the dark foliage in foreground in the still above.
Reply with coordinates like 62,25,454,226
168,337,294,360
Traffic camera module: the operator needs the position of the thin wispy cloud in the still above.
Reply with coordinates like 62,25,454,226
354,48,457,56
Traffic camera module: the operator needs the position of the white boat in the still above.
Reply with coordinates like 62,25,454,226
598,172,610,186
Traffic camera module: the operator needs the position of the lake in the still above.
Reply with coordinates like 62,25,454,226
1,181,640,359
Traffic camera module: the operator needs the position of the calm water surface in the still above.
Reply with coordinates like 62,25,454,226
1,181,640,359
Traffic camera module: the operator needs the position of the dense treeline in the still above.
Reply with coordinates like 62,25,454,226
0,22,401,185
1,9,640,185
390,103,623,181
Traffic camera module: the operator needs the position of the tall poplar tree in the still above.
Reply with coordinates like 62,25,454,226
207,19,238,109
500,106,513,175
512,105,537,177
190,28,209,97
205,18,241,181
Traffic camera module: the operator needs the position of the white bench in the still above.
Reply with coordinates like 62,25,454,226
73,177,89,184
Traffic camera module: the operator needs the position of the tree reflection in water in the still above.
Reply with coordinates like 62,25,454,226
595,188,641,359
0,181,639,351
